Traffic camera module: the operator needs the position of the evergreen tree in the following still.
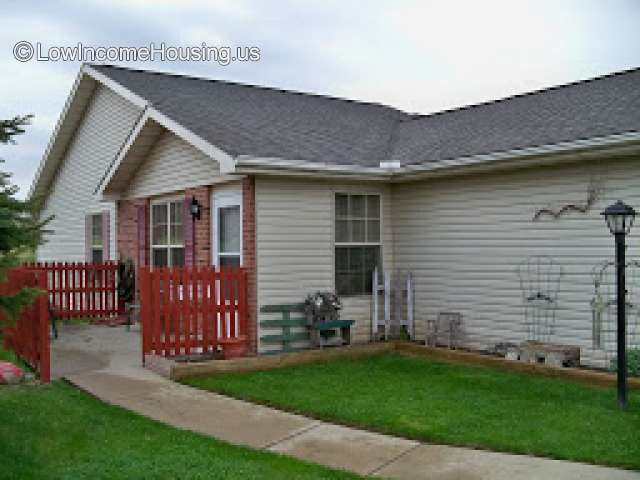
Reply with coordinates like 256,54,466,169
0,115,48,319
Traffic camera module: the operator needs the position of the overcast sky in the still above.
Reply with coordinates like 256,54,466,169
1,0,639,197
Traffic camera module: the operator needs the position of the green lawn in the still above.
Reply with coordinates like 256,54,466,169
0,381,363,480
184,352,640,470
0,342,18,364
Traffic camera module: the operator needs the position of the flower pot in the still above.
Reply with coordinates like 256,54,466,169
0,361,23,385
219,336,248,359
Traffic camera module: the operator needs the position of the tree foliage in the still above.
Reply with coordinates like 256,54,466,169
0,115,48,319
0,116,33,144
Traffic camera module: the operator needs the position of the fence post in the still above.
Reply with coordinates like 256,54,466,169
407,272,414,340
201,267,209,353
1,268,51,383
169,267,178,356
212,268,219,350
372,267,379,341
37,271,51,383
384,271,391,340
183,267,191,356
238,269,247,337
139,266,150,366
157,266,165,357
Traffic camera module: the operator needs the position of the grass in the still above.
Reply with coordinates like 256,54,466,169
0,381,364,479
184,352,640,470
0,342,19,364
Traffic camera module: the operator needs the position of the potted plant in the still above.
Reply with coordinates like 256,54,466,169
117,258,136,322
218,336,248,359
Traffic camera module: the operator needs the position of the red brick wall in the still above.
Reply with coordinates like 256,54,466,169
117,198,149,271
117,181,258,355
118,190,211,271
242,176,258,354
185,186,211,266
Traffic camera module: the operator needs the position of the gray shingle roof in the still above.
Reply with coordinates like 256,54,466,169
92,64,640,168
391,67,640,165
91,64,407,166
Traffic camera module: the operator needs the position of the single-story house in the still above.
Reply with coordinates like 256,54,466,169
31,63,640,364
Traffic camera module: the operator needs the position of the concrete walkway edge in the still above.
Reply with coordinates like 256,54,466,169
54,325,640,480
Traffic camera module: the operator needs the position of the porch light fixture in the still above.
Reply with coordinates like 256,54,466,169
189,196,201,220
602,200,636,409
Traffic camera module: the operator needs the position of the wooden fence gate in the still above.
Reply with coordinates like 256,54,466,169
26,262,123,319
139,266,248,362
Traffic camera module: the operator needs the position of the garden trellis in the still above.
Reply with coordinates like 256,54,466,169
517,256,563,342
591,259,640,360
371,268,414,340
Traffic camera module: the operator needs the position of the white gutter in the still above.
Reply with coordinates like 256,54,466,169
234,130,640,179
399,130,640,175
235,155,396,177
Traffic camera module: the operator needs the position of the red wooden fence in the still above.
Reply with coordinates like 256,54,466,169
0,268,50,383
26,262,123,319
139,266,248,361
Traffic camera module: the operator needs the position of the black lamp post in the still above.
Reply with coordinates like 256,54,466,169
602,200,636,410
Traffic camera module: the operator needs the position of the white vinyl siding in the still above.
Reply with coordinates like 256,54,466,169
124,131,220,199
37,85,141,261
391,156,640,367
256,178,393,351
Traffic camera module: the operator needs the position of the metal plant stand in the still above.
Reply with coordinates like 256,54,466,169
432,312,463,349
517,256,562,342
304,292,354,349
591,259,640,361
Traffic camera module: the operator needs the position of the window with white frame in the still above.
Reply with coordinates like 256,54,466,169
335,193,381,296
90,214,104,263
151,199,184,268
214,191,242,268
218,206,241,267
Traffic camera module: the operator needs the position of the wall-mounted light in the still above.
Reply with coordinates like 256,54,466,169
189,196,201,220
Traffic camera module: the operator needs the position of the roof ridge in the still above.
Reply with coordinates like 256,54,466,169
89,63,410,116
405,66,640,122
91,63,640,125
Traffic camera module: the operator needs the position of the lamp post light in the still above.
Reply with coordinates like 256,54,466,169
602,200,636,410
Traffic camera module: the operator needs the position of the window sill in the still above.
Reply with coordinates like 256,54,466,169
338,294,373,299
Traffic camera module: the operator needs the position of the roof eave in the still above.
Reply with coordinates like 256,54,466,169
96,107,237,197
235,131,640,181
28,65,98,203
85,65,238,197
398,130,640,179
234,155,395,181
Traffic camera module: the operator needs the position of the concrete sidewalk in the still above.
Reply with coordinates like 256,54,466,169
54,325,639,480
